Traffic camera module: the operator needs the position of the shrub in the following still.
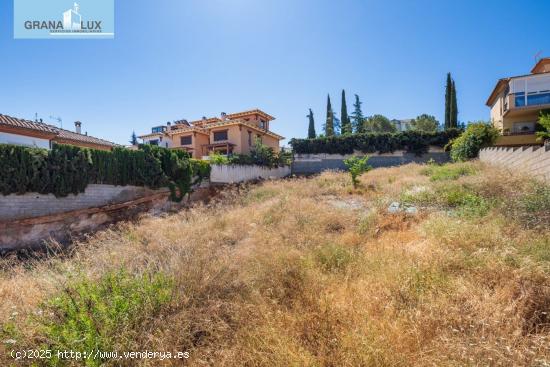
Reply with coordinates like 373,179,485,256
38,269,174,366
449,122,499,162
420,162,477,181
210,140,292,168
536,113,550,143
0,143,211,200
343,156,372,188
290,129,461,156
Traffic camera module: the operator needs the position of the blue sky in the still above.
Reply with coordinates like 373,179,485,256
1,0,549,145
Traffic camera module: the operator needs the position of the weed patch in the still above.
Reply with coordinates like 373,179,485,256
314,243,354,273
34,269,174,366
421,162,477,181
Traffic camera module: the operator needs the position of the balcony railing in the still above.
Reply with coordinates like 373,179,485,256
502,130,535,136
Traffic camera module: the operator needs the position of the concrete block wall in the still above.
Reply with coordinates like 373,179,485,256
0,185,169,221
479,145,550,182
292,148,450,175
210,165,291,184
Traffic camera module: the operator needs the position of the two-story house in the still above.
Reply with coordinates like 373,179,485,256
486,57,550,146
139,109,284,158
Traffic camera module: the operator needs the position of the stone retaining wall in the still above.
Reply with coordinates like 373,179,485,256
0,186,214,252
0,185,166,222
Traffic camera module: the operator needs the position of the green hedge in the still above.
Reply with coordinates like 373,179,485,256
289,129,462,156
0,144,211,200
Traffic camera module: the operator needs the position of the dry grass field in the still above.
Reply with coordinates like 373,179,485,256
1,161,549,366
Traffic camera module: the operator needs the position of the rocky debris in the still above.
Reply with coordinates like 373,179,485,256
388,202,400,213
387,201,418,215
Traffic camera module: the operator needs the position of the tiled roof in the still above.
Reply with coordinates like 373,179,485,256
202,119,285,140
172,119,191,126
168,126,209,136
52,126,117,147
227,109,275,121
0,113,116,148
191,117,221,126
0,114,57,134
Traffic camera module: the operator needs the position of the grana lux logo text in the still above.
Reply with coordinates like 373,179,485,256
24,3,102,34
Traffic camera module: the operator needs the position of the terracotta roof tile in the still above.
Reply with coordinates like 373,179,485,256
0,113,117,148
52,126,117,147
0,114,57,134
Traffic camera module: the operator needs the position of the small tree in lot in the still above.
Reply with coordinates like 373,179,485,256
343,156,372,188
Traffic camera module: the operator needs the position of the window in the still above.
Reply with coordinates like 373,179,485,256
248,131,252,146
180,135,192,145
515,92,525,107
512,122,535,134
527,92,550,106
259,120,266,129
213,130,228,141
151,126,165,133
149,139,159,146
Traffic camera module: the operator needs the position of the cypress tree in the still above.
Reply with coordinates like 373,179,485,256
340,89,352,135
325,94,335,136
307,108,316,139
444,73,452,129
351,94,365,134
130,131,138,145
451,80,458,128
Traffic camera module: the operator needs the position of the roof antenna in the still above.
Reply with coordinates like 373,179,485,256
49,115,63,129
534,50,543,63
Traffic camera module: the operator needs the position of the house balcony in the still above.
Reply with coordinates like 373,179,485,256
495,131,540,147
504,73,550,117
503,91,550,117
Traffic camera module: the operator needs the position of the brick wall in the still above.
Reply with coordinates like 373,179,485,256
479,145,550,182
0,185,169,221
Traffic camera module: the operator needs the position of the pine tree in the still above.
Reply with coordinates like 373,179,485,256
340,90,352,135
351,94,365,134
444,73,452,129
450,80,458,128
325,94,335,136
307,109,316,139
130,131,138,145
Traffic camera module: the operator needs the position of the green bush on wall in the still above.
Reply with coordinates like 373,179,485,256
0,143,211,200
448,122,499,162
289,129,462,156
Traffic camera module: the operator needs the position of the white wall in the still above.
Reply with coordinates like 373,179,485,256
142,135,172,148
0,132,50,149
210,164,291,183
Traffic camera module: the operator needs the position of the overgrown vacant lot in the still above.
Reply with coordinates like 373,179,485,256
1,161,549,366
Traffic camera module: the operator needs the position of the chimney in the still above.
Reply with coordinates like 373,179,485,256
221,112,227,121
74,121,82,134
